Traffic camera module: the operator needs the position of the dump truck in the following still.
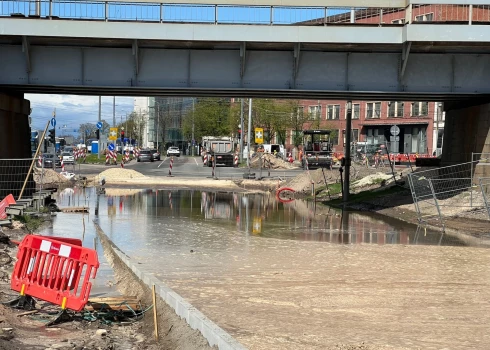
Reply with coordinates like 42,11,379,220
301,129,333,169
201,136,234,167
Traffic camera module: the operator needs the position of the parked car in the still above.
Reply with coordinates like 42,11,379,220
167,147,181,157
137,150,154,162
61,152,75,164
151,149,161,161
41,154,61,169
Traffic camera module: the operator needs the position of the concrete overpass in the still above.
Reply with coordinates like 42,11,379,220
0,0,489,167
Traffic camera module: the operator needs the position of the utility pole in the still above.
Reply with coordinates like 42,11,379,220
98,96,101,159
240,99,244,162
113,96,116,127
156,103,160,151
247,98,252,167
343,101,353,204
191,98,195,156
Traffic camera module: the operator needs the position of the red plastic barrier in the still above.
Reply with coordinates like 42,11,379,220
11,236,99,312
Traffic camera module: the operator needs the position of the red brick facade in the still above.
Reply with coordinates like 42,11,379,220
286,100,438,155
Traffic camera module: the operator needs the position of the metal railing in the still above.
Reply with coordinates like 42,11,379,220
407,158,490,231
1,0,489,25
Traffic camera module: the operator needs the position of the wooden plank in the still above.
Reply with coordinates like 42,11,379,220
88,296,138,303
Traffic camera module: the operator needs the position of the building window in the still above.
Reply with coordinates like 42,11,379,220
388,101,404,118
366,102,381,119
415,13,434,22
331,130,339,145
327,105,340,120
308,105,321,120
347,104,360,119
352,129,359,142
412,102,429,116
392,19,405,24
297,106,304,117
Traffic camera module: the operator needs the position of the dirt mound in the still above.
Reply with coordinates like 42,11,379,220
95,168,147,183
286,169,332,193
250,153,297,170
33,168,69,185
353,172,393,188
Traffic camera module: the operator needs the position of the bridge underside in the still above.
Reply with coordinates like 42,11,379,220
2,33,490,101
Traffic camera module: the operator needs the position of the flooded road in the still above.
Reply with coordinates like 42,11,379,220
44,187,490,349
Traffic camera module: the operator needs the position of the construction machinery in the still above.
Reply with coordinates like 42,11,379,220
201,136,234,167
301,129,333,169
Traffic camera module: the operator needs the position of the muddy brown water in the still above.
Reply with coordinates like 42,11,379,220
41,187,490,349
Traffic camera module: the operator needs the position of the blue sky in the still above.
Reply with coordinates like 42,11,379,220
27,94,135,135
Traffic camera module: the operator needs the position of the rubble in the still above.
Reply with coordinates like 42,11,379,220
249,153,297,170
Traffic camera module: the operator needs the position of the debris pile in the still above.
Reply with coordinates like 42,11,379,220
95,168,147,183
249,153,297,170
286,169,334,193
352,172,393,188
33,168,69,185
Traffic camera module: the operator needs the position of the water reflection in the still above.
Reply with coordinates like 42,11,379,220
54,187,488,248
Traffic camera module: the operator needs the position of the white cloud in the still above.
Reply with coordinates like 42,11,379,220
26,94,135,135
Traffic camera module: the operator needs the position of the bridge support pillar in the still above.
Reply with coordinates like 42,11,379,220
0,92,34,199
0,92,31,159
442,103,490,165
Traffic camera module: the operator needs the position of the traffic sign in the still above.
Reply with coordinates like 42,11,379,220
390,125,400,136
50,118,56,127
108,143,115,151
96,122,103,129
109,127,118,141
255,128,264,144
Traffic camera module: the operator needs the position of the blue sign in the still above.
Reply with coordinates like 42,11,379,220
50,118,56,127
108,143,115,151
96,121,103,129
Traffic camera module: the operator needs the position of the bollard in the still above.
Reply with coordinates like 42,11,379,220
121,161,124,168
234,152,238,168
168,156,174,177
203,154,208,166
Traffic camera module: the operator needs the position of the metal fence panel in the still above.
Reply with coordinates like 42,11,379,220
0,158,38,200
407,157,490,230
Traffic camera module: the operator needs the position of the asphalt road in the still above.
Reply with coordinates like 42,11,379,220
74,156,303,179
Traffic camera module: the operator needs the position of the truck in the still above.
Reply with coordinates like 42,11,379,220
301,129,333,169
201,136,234,167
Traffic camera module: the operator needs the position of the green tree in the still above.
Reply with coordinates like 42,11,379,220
182,98,232,143
287,100,308,148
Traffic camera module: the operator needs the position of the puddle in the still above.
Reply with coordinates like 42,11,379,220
49,187,489,248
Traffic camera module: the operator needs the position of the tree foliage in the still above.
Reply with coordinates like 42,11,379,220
78,120,110,140
115,112,146,142
182,98,233,142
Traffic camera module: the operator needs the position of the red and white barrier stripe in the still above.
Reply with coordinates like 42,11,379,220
38,154,42,167
125,150,130,163
105,152,110,165
203,154,208,166
234,153,238,167
61,159,65,172
168,156,173,176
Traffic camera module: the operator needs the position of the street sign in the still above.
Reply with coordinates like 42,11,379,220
109,127,118,141
255,128,264,144
390,125,400,136
96,121,103,129
108,143,115,151
50,118,56,128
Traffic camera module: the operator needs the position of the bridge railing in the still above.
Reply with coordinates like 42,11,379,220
1,1,489,25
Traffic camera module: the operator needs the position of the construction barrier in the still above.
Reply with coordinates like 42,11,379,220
61,159,65,172
168,156,173,176
203,154,208,166
234,153,238,167
105,152,110,165
10,235,99,312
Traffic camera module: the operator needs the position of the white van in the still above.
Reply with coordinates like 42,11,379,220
262,144,285,158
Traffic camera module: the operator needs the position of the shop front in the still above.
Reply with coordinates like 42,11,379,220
361,122,429,154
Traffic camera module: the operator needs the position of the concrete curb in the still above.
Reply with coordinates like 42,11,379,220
96,226,248,350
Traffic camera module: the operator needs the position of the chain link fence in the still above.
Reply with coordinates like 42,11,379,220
407,155,490,231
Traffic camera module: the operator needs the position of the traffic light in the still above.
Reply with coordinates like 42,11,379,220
121,130,125,140
48,128,55,144
96,129,100,140
238,130,241,140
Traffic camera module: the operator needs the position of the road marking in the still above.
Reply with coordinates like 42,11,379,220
157,157,168,168
194,157,199,166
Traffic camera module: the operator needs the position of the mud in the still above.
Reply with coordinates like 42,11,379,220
94,224,215,350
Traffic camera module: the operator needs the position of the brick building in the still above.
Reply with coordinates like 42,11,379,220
286,100,445,156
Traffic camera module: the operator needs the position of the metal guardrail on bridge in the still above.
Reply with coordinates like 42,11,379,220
1,0,490,25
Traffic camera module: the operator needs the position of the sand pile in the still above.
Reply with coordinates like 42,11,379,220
286,169,332,193
95,168,147,183
250,153,297,170
33,168,69,185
